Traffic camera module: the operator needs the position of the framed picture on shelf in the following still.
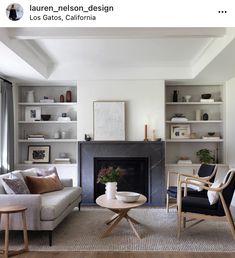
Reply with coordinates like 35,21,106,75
28,145,51,163
170,124,191,139
25,106,41,121
93,101,125,141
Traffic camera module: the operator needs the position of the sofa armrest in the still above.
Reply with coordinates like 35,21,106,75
0,194,42,230
60,178,73,187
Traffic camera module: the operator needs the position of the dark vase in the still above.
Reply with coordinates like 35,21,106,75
173,90,178,102
202,113,209,120
66,91,72,102
60,95,64,102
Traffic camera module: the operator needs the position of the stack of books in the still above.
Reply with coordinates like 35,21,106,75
54,158,71,164
200,99,214,103
28,134,45,140
40,99,55,103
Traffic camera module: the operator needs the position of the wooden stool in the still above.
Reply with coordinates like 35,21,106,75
0,206,29,258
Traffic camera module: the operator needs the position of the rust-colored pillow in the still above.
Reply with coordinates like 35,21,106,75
26,173,63,194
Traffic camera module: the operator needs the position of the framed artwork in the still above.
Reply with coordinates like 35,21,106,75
171,124,191,139
25,106,41,121
28,145,51,163
93,101,125,141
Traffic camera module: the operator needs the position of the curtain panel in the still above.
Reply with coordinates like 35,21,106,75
0,79,14,174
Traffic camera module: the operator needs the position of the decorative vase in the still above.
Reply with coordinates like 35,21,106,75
66,90,72,102
202,113,209,120
105,182,117,199
173,90,178,102
60,94,64,102
26,90,35,103
195,109,201,121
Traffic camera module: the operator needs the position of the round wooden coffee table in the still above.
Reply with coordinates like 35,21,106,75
96,194,147,239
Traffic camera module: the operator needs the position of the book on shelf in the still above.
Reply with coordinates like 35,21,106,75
28,134,44,138
54,158,71,164
171,117,188,122
40,99,55,103
27,138,45,140
202,136,220,140
200,99,215,102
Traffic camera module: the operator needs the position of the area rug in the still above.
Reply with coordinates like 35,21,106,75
1,207,235,252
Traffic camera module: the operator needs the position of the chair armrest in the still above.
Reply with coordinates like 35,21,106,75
60,178,73,187
185,177,213,185
0,194,42,230
180,180,222,192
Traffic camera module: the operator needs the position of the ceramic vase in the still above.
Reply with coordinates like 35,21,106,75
105,182,117,199
26,90,35,103
66,90,72,102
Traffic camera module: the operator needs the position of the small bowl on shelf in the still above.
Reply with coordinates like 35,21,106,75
41,114,51,121
201,94,211,99
115,192,140,203
208,132,215,136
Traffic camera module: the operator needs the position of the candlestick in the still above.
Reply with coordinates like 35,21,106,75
144,124,148,142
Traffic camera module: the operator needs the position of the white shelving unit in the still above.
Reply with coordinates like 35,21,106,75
165,84,225,167
14,84,79,185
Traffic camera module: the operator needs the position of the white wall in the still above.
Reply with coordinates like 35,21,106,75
77,80,165,141
226,76,235,168
225,76,235,206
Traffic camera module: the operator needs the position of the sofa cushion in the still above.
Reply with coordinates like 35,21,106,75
1,174,30,194
26,173,63,194
40,187,82,220
20,168,38,179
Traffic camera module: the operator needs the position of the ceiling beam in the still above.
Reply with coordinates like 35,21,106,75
0,28,54,78
7,28,226,39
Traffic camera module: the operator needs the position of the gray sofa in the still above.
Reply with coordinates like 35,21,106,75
0,168,82,245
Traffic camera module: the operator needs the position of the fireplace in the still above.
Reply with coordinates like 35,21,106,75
78,141,165,206
94,157,149,200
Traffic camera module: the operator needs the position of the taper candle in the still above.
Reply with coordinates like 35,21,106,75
144,124,148,141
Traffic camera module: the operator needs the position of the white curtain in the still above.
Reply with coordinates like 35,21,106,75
0,79,14,173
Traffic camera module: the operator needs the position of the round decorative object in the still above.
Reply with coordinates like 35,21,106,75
115,192,140,203
41,114,51,121
202,113,209,120
60,95,64,102
66,90,72,102
105,182,117,200
201,93,211,99
26,91,34,103
184,95,191,102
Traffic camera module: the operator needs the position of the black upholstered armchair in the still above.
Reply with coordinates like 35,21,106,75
166,164,218,212
177,169,235,239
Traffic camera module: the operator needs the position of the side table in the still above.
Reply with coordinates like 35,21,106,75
0,206,29,258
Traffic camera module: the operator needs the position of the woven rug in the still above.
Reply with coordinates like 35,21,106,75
1,207,235,252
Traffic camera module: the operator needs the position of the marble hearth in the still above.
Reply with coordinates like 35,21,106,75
78,141,165,206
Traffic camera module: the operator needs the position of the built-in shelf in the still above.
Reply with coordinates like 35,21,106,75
166,120,223,124
18,121,77,124
18,102,77,106
166,139,223,143
166,102,223,105
18,139,78,143
166,163,228,167
16,163,78,167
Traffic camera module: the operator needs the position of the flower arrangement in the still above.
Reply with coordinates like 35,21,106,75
97,166,122,184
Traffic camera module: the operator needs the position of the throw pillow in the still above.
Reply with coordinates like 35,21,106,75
26,173,63,194
36,166,58,177
207,180,221,205
1,174,30,194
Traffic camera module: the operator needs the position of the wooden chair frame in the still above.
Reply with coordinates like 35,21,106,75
166,165,218,212
177,170,235,240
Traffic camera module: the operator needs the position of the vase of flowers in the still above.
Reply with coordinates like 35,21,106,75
97,167,122,199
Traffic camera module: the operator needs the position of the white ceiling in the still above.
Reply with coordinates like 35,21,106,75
0,27,235,84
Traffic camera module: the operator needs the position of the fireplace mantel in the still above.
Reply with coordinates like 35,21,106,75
78,141,165,206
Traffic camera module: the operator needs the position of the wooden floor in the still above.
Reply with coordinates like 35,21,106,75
15,251,235,258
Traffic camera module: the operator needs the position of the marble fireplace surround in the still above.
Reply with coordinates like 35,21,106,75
78,141,165,206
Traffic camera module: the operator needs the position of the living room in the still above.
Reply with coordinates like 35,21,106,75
1,27,235,258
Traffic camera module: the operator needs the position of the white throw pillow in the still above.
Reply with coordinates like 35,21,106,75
185,178,205,191
207,180,221,205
